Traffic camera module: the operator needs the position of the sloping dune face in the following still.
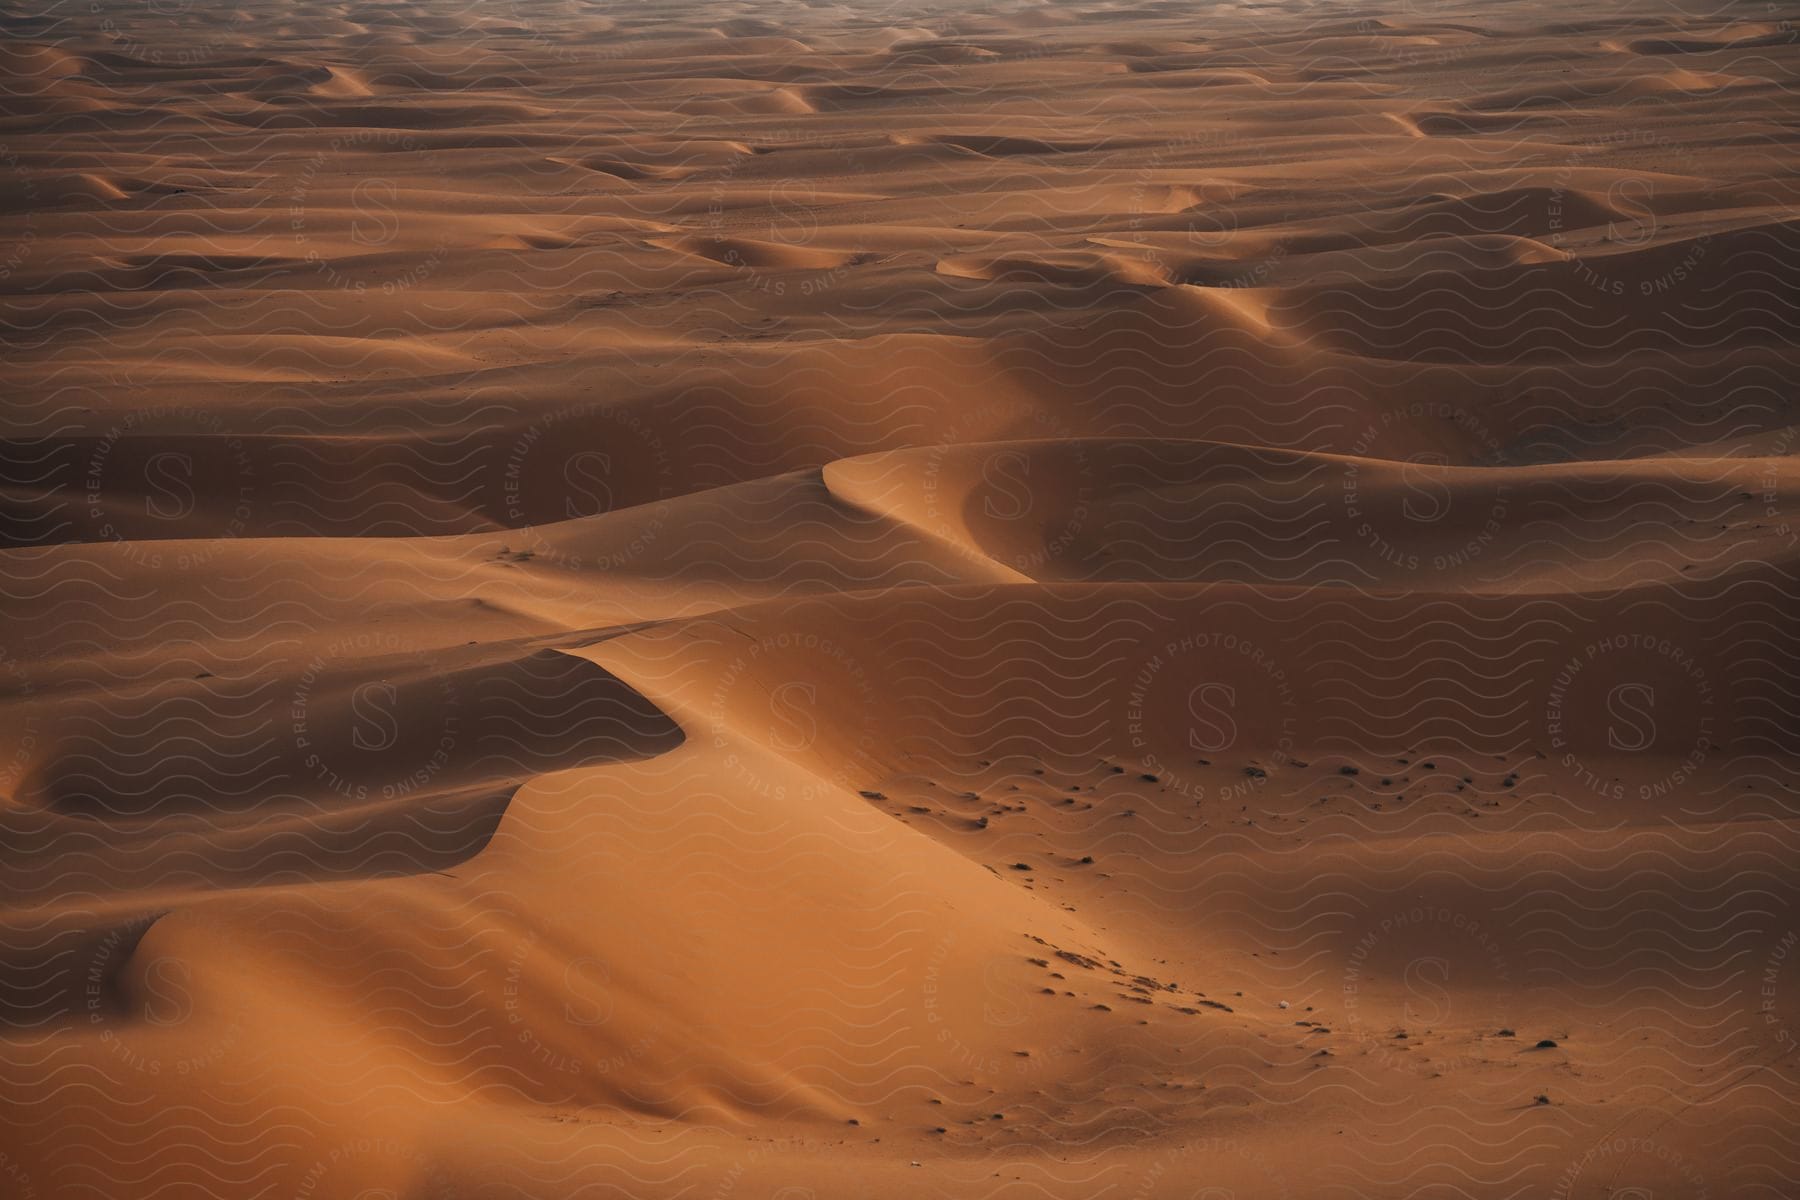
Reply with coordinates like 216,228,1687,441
2,0,1799,1195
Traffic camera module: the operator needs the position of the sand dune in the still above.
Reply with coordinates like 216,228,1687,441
3,0,1799,1195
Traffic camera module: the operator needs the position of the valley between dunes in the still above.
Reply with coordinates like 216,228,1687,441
3,0,1800,1195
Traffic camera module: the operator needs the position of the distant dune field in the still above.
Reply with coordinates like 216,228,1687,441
3,0,1799,1195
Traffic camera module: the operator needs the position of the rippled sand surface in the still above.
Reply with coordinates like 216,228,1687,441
3,0,1799,1195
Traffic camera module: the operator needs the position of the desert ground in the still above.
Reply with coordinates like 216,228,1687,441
3,0,1800,1195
